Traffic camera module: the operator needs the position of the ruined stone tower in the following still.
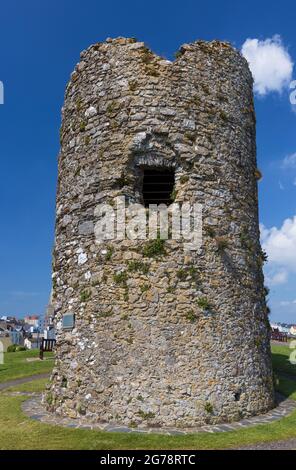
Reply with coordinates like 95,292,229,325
48,37,274,428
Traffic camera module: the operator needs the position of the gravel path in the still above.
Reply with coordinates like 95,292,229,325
0,373,50,391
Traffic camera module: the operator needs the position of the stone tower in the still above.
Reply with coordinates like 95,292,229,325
48,37,274,428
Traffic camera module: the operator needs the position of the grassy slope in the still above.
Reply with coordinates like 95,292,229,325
5,377,49,393
271,342,296,377
0,343,295,449
0,349,53,383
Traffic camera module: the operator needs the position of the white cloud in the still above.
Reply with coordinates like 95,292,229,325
10,291,41,297
281,152,296,169
266,270,288,286
260,216,296,277
241,35,293,96
280,300,291,306
279,299,296,307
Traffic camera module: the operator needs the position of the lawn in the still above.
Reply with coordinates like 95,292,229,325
271,342,296,377
0,349,54,383
0,343,295,449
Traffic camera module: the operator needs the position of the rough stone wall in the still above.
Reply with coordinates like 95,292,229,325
47,37,274,427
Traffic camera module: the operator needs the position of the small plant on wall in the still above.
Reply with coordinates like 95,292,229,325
142,238,166,258
80,290,91,302
197,297,211,311
215,236,229,252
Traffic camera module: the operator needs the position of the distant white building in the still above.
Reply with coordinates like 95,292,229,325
279,326,290,334
290,326,296,336
24,315,39,327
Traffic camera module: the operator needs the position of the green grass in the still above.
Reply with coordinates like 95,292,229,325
0,344,295,449
0,349,53,383
276,376,296,401
271,342,296,377
0,375,296,450
5,378,49,393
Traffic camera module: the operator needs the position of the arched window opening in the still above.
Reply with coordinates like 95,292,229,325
142,168,175,207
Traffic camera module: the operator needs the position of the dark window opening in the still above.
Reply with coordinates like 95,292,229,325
142,169,175,207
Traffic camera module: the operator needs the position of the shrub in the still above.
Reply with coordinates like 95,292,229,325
180,175,189,184
215,236,229,251
254,337,262,348
260,249,268,263
127,260,150,274
116,173,131,189
140,283,150,293
205,226,216,238
188,265,198,278
99,310,114,318
176,268,187,281
61,377,68,388
184,132,195,142
170,188,177,201
141,48,154,64
145,66,160,77
197,297,211,311
240,231,253,251
220,110,228,122
186,310,196,323
7,344,17,353
105,245,114,261
79,121,86,132
106,101,117,114
15,345,26,351
80,290,91,302
204,402,213,414
174,50,183,59
113,271,128,285
138,410,155,420
129,80,138,91
77,404,86,415
254,168,262,180
142,238,166,258
46,392,53,406
264,286,270,297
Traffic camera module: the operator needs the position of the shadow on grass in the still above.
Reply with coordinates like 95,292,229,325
272,353,296,378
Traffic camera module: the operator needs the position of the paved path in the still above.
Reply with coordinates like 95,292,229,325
0,373,50,391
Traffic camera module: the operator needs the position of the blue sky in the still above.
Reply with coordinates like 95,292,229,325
0,0,295,322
